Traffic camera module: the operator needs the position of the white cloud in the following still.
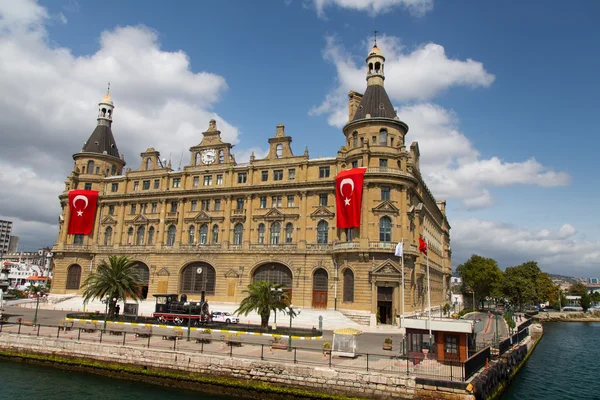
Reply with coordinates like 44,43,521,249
311,0,434,18
0,0,247,248
311,36,569,208
452,219,599,276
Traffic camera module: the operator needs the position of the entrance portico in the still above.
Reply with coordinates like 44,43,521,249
370,259,403,327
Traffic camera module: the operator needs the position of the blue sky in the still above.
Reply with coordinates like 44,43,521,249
0,0,598,276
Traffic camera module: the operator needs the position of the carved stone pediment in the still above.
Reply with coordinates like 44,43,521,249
224,268,240,278
264,208,284,221
101,215,118,225
372,259,401,275
193,211,212,223
372,201,400,215
230,213,246,223
133,214,148,225
156,267,170,276
310,206,335,220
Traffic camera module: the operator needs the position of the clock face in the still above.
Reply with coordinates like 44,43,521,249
201,149,216,164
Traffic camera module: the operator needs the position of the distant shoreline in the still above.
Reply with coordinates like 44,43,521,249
534,311,600,323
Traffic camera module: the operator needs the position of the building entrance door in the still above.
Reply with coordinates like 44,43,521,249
377,286,394,324
312,268,328,308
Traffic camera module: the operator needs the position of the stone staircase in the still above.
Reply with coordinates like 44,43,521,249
340,311,371,326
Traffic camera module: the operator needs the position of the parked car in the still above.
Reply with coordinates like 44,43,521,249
211,311,239,324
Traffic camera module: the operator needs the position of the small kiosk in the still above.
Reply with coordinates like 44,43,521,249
332,328,362,358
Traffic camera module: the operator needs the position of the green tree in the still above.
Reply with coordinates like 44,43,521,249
235,281,289,329
568,282,588,296
502,262,539,311
591,291,600,304
580,291,591,312
456,255,503,308
82,255,144,318
551,289,568,311
535,273,555,304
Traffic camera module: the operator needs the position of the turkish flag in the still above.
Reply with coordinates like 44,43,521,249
67,190,99,235
335,168,366,228
419,237,428,255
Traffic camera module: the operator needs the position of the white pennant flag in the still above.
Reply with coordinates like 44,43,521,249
394,242,403,257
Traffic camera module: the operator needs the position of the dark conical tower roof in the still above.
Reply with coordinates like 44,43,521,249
82,124,120,158
351,84,396,121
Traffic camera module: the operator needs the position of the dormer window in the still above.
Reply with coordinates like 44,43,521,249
276,144,283,158
146,158,151,170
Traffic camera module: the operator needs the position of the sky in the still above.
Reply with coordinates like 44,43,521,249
0,0,598,276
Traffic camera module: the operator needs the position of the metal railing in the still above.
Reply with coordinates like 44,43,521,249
0,320,469,382
464,347,491,381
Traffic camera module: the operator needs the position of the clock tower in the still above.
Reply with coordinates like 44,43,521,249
188,119,234,166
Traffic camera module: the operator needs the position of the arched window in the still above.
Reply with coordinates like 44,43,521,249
66,264,82,290
379,216,392,242
380,129,388,145
253,263,293,289
195,152,201,165
375,61,381,73
345,228,353,242
270,222,280,244
103,227,113,246
111,165,116,176
257,223,265,244
180,263,216,295
167,225,176,246
211,224,219,243
189,225,196,244
352,132,358,147
87,160,95,174
148,227,155,244
219,150,224,163
136,226,145,245
368,62,373,73
200,224,209,244
343,269,354,302
146,158,151,170
317,220,328,244
276,144,283,158
127,227,134,245
285,223,293,244
233,223,243,245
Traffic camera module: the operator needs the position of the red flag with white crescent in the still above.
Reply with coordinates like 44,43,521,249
419,237,428,255
335,168,366,228
67,190,99,234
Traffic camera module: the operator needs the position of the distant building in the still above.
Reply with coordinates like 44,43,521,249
590,278,598,284
0,220,12,255
8,236,19,253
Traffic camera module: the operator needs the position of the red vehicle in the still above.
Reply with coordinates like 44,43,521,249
152,293,211,326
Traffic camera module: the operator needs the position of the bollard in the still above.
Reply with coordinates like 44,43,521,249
37,324,41,337
147,335,151,348
123,332,127,346
56,326,60,338
201,340,204,354
78,328,81,341
100,330,103,343
366,353,369,371
229,342,233,357
173,337,176,351
18,320,22,335
260,344,264,360
329,348,332,367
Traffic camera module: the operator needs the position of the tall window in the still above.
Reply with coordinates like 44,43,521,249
142,180,150,190
379,159,388,167
170,201,178,213
111,183,118,192
319,194,328,206
214,199,221,210
273,170,283,180
257,223,265,244
172,178,180,188
180,263,216,295
276,144,283,158
189,225,196,244
288,169,295,180
195,152,201,165
66,265,82,290
154,179,160,189
346,228,354,242
200,224,208,244
111,165,116,175
317,220,329,244
103,227,113,245
287,195,294,207
136,226,145,245
259,196,267,209
211,224,219,243
191,200,197,212
272,196,282,208
167,225,176,246
319,166,330,178
236,198,244,210
285,223,293,243
146,158,151,170
381,186,391,201
261,171,268,181
237,172,247,184
343,269,354,302
379,216,392,242
108,205,115,215
380,129,388,145
217,174,223,185
87,160,95,174
201,200,210,211
131,204,137,214
233,223,243,245
219,150,224,163
148,227,155,244
151,202,157,213
193,176,199,187
270,222,281,244
352,132,358,147
203,175,212,186
351,160,358,168
127,227,134,245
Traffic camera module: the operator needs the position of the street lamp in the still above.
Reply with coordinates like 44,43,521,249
287,304,300,352
270,287,283,328
186,301,192,341
33,289,40,326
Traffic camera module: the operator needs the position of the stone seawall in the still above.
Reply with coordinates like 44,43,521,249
0,333,473,400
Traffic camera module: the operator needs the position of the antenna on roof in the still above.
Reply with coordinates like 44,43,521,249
373,29,378,46
107,81,111,94
177,152,183,171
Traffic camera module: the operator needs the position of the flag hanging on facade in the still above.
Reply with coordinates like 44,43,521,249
67,190,99,235
418,237,428,255
335,168,366,228
394,242,403,257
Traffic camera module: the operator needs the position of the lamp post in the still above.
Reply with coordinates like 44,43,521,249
103,297,108,330
186,301,192,341
33,289,40,326
287,304,300,352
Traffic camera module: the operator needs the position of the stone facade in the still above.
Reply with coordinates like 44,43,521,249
51,44,452,324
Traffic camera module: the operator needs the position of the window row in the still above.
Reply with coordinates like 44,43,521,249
349,129,394,148
84,160,118,177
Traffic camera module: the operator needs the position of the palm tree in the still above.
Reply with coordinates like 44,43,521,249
235,281,289,329
82,255,144,318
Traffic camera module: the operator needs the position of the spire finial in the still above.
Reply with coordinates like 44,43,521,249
373,29,378,46
107,81,110,94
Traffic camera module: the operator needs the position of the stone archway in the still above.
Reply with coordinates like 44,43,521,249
312,268,328,309
133,262,150,299
252,263,293,302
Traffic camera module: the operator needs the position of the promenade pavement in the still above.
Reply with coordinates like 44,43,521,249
23,295,405,334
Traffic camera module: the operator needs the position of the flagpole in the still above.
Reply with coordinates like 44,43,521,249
426,240,432,348
401,239,405,356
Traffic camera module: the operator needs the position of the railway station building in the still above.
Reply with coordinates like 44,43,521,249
51,43,452,326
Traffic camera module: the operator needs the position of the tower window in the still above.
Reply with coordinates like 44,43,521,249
381,186,391,201
288,169,295,180
172,178,181,188
219,150,224,163
379,159,388,167
142,180,150,190
154,179,160,189
276,144,283,158
261,170,268,181
273,170,283,181
87,160,95,174
353,132,358,147
237,172,247,184
84,183,92,190
146,158,151,170
380,129,388,145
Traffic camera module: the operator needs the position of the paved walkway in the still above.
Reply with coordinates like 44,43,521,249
23,295,404,334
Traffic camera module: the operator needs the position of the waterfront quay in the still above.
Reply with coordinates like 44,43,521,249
0,306,541,400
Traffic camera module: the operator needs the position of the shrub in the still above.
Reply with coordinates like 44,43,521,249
384,337,393,344
322,341,331,349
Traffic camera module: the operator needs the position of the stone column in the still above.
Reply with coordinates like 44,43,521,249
244,195,253,249
175,199,186,248
115,201,125,248
59,201,70,245
370,280,378,327
298,191,307,249
223,195,232,249
158,199,167,247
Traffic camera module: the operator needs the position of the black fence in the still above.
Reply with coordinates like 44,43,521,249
464,347,491,381
497,326,529,357
0,320,469,382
